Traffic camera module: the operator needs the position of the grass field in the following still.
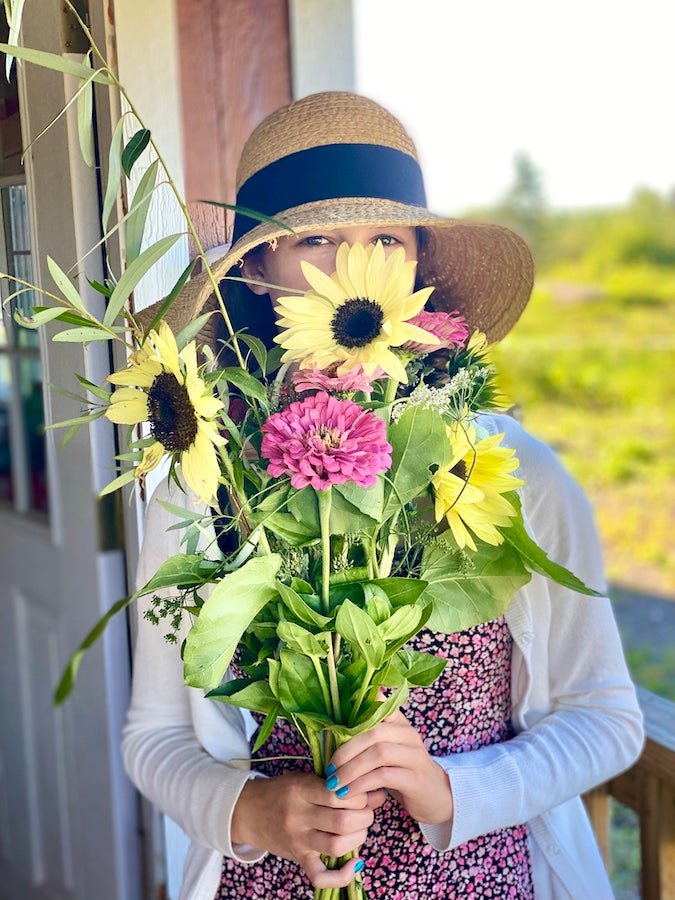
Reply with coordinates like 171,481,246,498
495,270,675,597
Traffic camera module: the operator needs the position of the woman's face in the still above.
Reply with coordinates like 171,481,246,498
242,225,418,308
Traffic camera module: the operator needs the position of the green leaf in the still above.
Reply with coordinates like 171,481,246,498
102,117,125,230
137,553,222,595
334,478,384,523
52,326,113,342
0,43,114,83
236,333,267,374
13,306,65,328
378,604,426,648
54,591,136,705
500,493,602,597
104,233,182,326
277,649,328,716
251,703,282,753
382,406,453,520
76,57,95,168
175,310,214,350
125,159,159,263
276,581,331,628
277,621,328,658
44,409,106,430
99,468,136,496
183,554,282,689
47,256,87,311
220,367,268,403
331,681,409,740
335,599,385,669
206,678,277,714
392,648,447,686
263,512,318,546
4,0,26,80
121,128,151,177
75,374,111,402
156,499,210,523
364,584,391,625
419,538,531,633
370,577,428,609
200,198,295,233
143,258,197,335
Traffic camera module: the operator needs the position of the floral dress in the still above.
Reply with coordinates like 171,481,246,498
215,616,533,899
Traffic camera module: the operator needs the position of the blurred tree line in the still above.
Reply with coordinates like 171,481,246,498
468,153,675,286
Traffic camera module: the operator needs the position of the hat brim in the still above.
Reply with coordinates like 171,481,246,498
137,197,533,347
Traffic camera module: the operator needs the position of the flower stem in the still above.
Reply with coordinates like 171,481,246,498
383,376,399,408
317,487,332,615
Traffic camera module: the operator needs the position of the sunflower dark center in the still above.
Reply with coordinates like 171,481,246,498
451,460,468,481
331,298,384,348
147,372,198,452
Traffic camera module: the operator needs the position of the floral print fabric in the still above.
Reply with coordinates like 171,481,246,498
216,616,533,898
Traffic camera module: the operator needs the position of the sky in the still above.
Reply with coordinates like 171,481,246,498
353,0,674,214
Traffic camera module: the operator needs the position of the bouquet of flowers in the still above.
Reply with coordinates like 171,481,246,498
36,240,595,900
0,16,597,896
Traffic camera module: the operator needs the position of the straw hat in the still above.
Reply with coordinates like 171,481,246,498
139,92,533,345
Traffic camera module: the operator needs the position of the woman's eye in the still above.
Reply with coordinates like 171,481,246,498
301,235,329,246
373,234,399,246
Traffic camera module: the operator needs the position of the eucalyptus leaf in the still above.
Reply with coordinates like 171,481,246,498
144,258,197,335
220,367,268,403
47,256,87,311
335,599,385,669
99,468,136,497
14,306,65,328
75,374,111,401
104,233,182,326
0,43,114,84
121,128,151,177
183,554,282,689
419,539,531,633
102,117,125,230
125,159,159,263
236,332,267,374
76,61,95,168
52,326,113,342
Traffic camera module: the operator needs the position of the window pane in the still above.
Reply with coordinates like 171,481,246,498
0,353,13,504
2,184,37,351
18,355,47,513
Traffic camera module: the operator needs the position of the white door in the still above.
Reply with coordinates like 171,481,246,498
0,4,141,898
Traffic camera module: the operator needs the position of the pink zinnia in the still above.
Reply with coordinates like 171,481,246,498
261,391,392,491
291,364,382,395
403,310,469,354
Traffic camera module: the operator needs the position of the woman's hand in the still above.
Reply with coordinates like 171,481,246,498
327,710,454,826
231,771,386,889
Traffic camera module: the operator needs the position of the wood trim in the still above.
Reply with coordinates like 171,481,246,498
175,0,292,255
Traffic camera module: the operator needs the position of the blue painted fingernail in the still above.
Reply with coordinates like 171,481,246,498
325,774,339,790
335,785,349,798
354,859,365,874
325,762,336,776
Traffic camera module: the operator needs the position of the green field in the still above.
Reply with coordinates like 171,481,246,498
495,265,675,597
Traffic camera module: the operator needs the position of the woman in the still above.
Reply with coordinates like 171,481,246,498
123,92,643,899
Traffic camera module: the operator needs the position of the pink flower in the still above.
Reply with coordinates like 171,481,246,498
402,310,469,354
261,391,392,490
291,363,383,395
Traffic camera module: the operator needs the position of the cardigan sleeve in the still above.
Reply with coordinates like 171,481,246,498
121,479,266,863
420,416,644,851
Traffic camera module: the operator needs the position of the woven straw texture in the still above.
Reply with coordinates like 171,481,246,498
138,92,534,345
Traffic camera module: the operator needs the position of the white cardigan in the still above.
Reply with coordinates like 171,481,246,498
122,415,644,899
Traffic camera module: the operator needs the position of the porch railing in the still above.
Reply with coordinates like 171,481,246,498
583,686,675,899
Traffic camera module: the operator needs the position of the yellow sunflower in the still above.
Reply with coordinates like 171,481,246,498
273,241,439,383
105,321,226,504
431,422,524,551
